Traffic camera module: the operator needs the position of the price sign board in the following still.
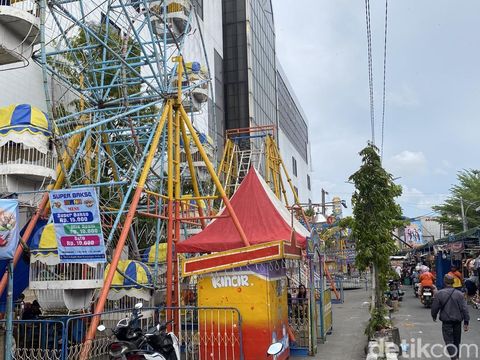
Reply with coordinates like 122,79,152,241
49,187,106,263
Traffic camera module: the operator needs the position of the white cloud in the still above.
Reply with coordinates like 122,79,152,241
387,151,427,177
398,185,447,214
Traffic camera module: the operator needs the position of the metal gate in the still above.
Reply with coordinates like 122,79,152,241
165,306,244,360
2,306,243,360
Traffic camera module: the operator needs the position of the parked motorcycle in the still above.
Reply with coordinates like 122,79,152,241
100,303,283,360
413,282,420,298
98,303,180,360
421,287,433,308
385,279,404,303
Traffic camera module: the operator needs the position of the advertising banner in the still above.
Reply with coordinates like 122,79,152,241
0,200,19,260
404,219,424,247
49,187,106,263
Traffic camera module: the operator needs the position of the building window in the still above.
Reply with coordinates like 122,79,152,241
292,156,297,177
192,0,204,20
307,175,311,190
294,186,299,199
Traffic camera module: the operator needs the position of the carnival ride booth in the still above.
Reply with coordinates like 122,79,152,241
29,223,104,313
141,243,168,305
177,168,310,360
0,104,57,225
180,129,215,184
104,259,153,310
101,259,155,334
0,1,40,66
150,0,192,43
182,61,209,113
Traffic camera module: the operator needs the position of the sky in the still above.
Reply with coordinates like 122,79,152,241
273,0,480,217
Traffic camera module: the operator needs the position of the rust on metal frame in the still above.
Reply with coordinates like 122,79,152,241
225,125,276,139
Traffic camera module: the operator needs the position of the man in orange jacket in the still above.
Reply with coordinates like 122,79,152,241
418,268,437,296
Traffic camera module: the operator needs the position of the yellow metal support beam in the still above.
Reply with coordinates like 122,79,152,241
180,117,206,228
179,105,250,247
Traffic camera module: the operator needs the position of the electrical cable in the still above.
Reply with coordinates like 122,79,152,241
380,0,389,159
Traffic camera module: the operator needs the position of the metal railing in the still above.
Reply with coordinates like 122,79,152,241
0,143,56,171
288,297,309,348
0,305,244,360
334,274,368,290
0,319,64,360
29,262,104,284
165,306,244,360
0,0,38,15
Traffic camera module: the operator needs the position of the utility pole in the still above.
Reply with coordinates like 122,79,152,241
460,197,468,232
321,188,328,215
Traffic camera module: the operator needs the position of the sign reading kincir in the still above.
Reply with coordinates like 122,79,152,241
211,275,250,288
49,187,106,263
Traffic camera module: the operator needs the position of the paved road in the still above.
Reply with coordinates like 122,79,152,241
394,286,480,359
298,288,371,359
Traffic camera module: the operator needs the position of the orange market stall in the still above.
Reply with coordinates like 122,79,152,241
176,168,310,359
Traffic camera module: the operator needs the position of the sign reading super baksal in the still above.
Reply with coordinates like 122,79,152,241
49,187,106,263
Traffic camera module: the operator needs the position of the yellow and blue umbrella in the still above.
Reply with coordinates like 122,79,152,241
0,104,51,136
30,223,57,254
141,243,167,264
106,260,152,289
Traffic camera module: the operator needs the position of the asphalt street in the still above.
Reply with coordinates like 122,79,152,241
394,286,480,359
299,288,371,359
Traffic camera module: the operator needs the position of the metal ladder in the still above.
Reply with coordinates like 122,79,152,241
232,142,265,193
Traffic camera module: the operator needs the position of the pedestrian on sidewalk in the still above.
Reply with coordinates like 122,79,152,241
431,274,470,360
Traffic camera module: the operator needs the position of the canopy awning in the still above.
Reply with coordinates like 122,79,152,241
141,243,167,264
0,104,52,153
176,167,309,253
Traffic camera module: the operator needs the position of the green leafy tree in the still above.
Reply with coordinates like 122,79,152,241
433,169,480,233
348,144,403,336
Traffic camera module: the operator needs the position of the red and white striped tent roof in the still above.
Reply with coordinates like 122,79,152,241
176,167,309,253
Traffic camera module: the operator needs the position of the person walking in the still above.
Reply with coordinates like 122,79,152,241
431,274,470,360
448,266,464,291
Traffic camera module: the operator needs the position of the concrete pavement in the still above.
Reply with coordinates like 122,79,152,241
394,285,480,359
297,288,371,359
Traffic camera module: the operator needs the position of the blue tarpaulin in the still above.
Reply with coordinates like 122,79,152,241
0,218,48,312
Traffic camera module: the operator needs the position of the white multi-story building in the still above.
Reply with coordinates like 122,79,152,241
276,62,312,204
220,0,312,203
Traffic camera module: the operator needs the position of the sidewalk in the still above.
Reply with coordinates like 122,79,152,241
297,288,371,359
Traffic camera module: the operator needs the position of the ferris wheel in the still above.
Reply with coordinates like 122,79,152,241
19,0,234,323
33,0,212,257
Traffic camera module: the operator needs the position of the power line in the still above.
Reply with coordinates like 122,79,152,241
380,0,389,159
364,0,375,144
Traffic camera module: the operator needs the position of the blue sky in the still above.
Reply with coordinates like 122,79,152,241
273,1,479,217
